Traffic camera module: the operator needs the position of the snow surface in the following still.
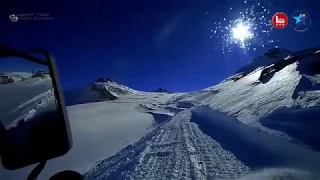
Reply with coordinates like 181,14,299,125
0,76,54,127
233,168,320,180
1,48,320,180
64,81,140,106
0,91,177,180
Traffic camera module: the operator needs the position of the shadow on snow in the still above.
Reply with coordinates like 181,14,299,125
190,106,286,169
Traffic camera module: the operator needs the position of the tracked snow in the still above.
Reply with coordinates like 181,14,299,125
0,89,179,180
1,48,320,180
84,110,250,180
82,48,320,179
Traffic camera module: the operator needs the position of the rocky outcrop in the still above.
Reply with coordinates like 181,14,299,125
96,77,114,83
152,87,171,93
264,48,292,59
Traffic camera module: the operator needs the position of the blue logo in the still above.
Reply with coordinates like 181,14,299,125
292,11,311,32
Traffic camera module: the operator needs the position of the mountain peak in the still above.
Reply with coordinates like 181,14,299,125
152,87,171,93
263,48,292,59
96,77,114,83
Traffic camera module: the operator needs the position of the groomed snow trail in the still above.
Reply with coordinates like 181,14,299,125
84,110,250,180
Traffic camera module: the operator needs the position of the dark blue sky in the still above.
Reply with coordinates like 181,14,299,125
0,56,48,73
2,0,319,92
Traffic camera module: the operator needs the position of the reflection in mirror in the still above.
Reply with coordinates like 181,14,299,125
0,56,58,151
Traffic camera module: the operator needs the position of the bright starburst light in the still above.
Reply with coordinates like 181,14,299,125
209,1,280,54
232,22,253,46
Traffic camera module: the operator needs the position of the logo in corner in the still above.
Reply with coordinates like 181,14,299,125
292,10,311,32
9,14,19,22
272,12,288,29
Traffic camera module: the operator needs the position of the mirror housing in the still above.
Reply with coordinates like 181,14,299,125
0,44,72,170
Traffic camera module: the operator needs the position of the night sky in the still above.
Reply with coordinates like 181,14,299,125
2,0,320,92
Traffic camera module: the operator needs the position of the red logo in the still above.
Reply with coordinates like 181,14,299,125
272,12,288,29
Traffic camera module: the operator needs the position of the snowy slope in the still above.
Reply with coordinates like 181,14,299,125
171,48,320,150
64,81,139,106
1,47,320,180
82,47,320,179
0,75,54,127
0,90,177,180
222,48,292,83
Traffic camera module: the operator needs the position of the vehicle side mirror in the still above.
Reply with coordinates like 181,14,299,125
0,44,73,170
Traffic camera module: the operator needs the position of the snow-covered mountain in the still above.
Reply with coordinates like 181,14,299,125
64,81,139,106
65,80,174,106
82,47,320,179
0,72,32,84
152,87,171,93
2,47,320,180
1,72,33,78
